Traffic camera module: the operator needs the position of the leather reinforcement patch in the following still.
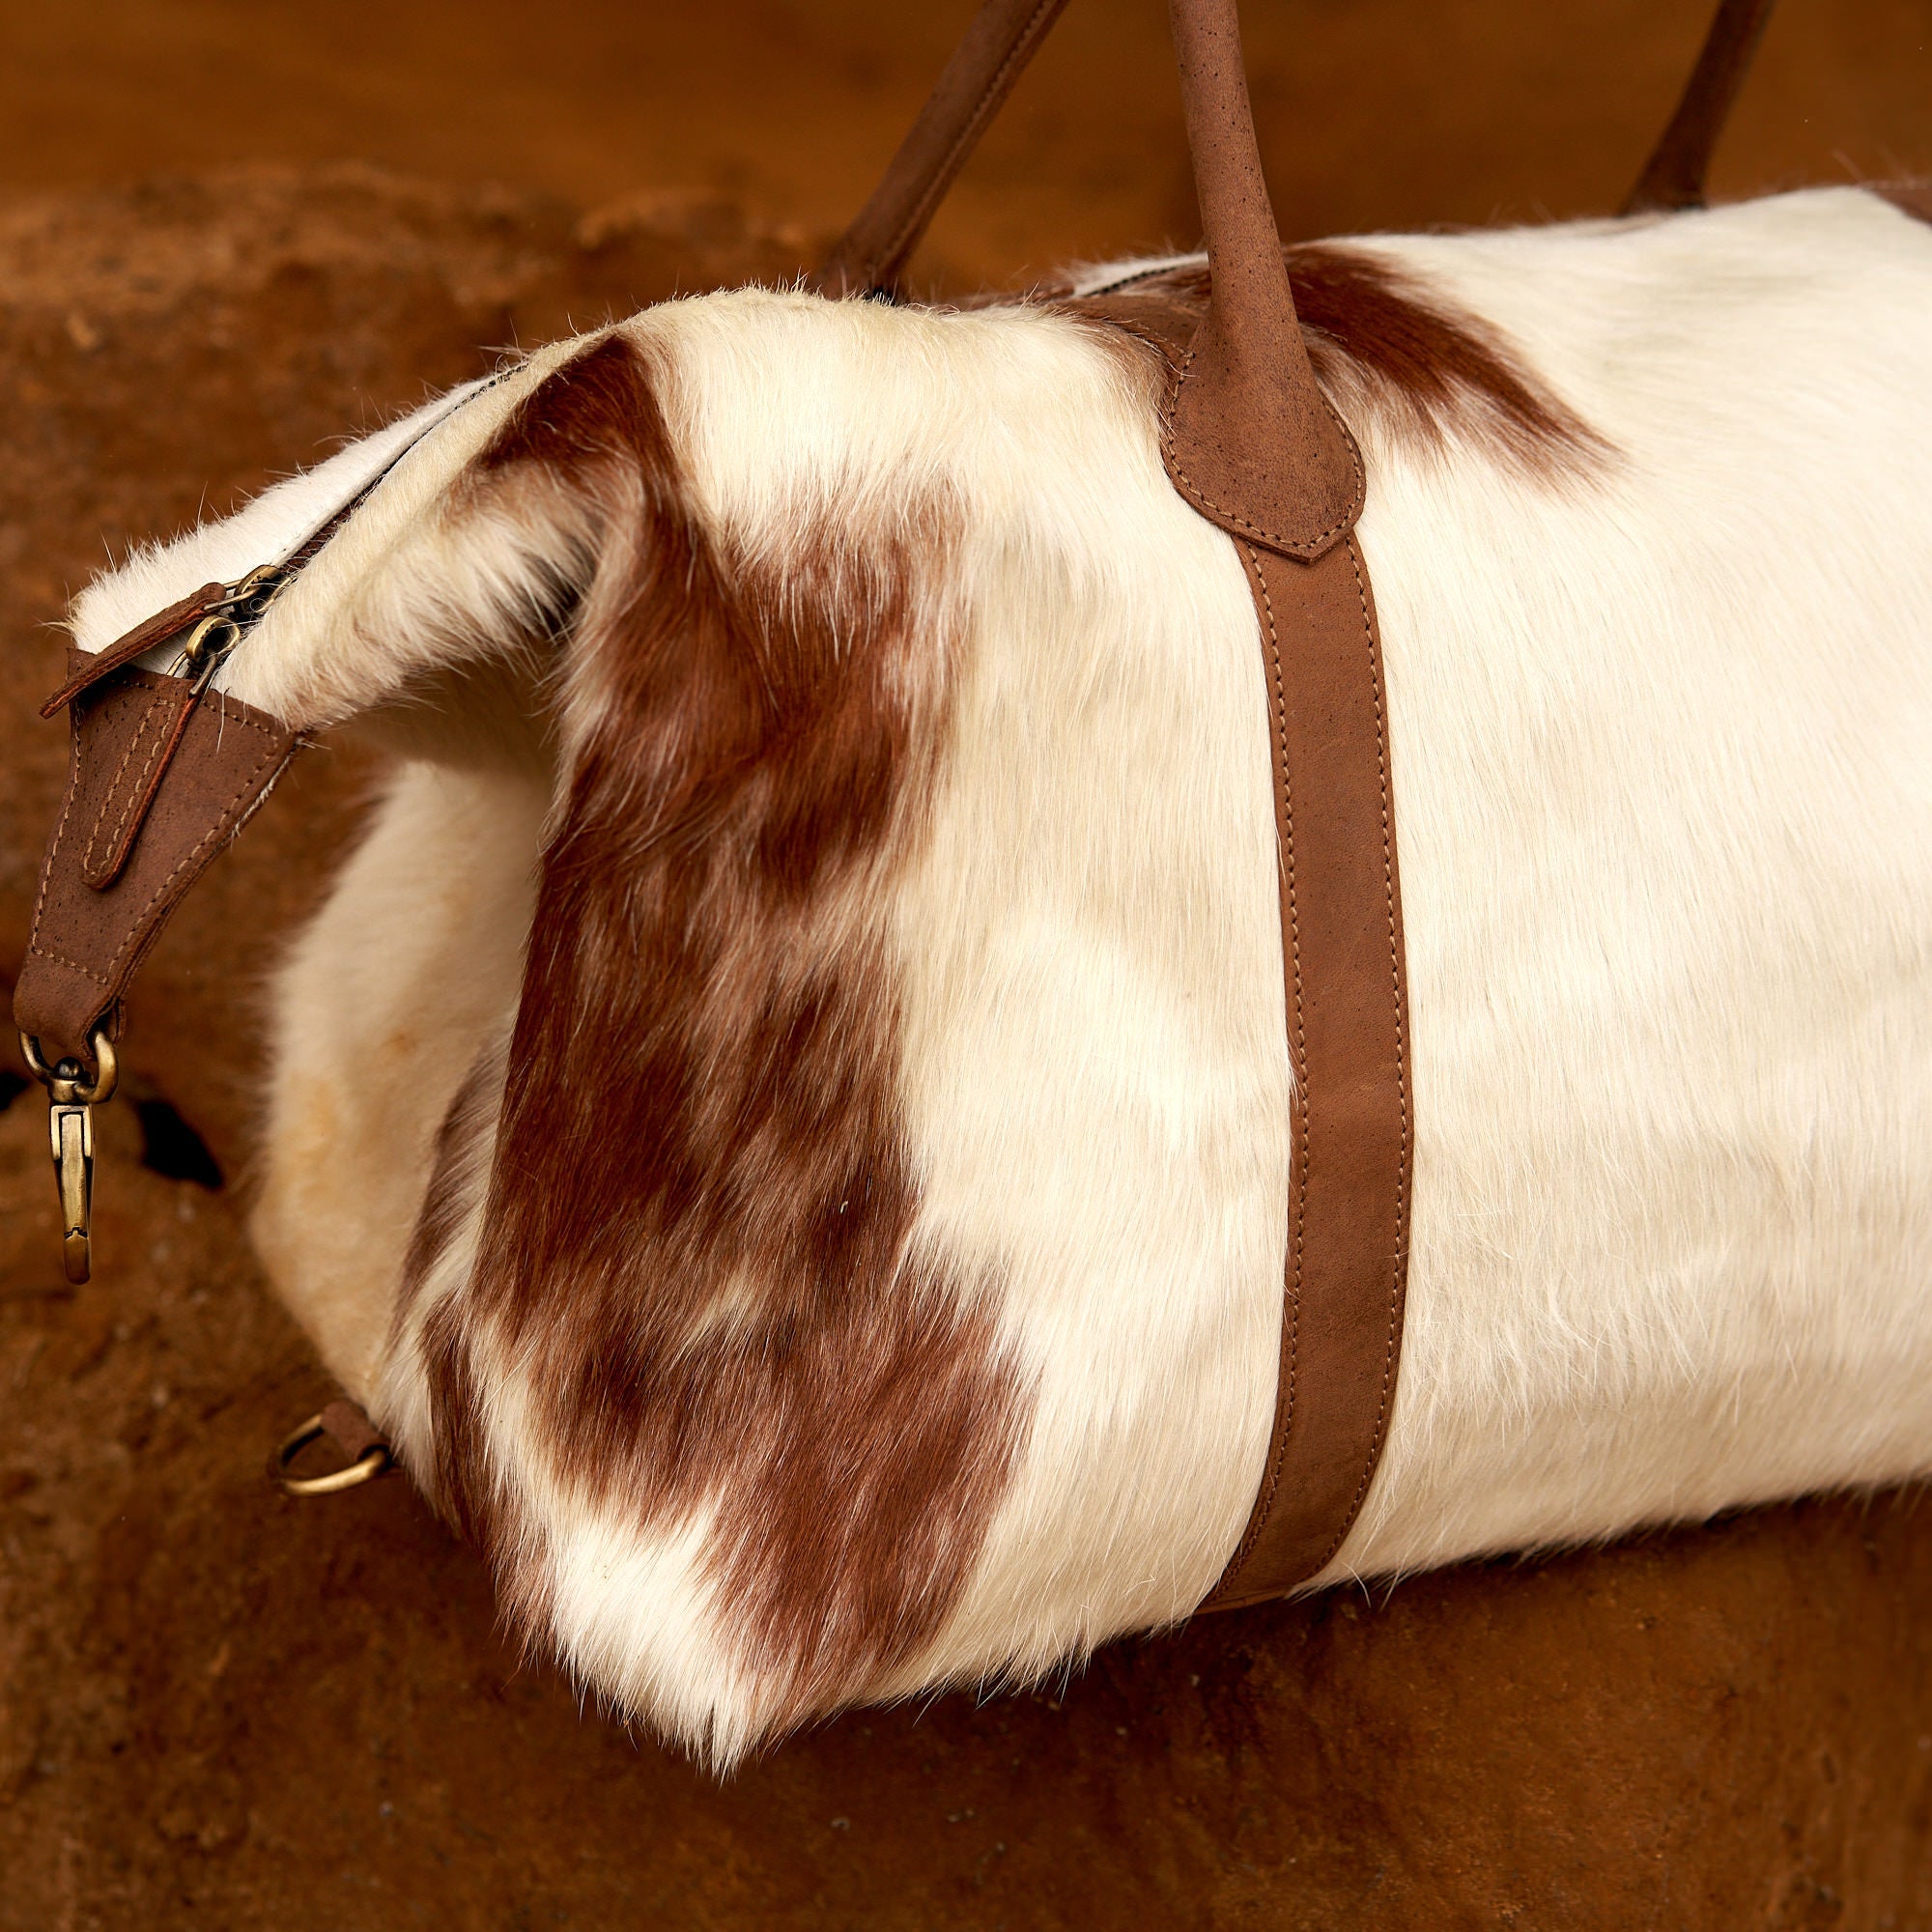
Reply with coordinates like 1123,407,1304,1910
14,653,298,1066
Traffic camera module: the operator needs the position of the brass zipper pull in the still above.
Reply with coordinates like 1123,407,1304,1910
20,1031,118,1284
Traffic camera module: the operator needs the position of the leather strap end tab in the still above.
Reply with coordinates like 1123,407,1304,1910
78,680,202,891
1162,0,1364,559
1162,320,1366,563
14,653,299,1067
40,582,228,718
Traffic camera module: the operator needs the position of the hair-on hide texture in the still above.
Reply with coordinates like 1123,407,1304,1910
405,332,1030,1747
1067,242,1608,477
61,188,1932,1766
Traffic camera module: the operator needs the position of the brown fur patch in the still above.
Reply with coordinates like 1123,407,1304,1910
393,1044,512,1569
1073,243,1606,476
395,1044,503,1328
420,331,1027,1734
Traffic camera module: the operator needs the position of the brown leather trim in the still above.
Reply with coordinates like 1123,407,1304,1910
818,0,1363,556
1077,291,1410,1605
1205,533,1410,1605
14,654,299,1067
79,678,201,890
1623,0,1777,215
1158,0,1362,559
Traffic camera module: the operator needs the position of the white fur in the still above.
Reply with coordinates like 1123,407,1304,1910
71,187,1932,1759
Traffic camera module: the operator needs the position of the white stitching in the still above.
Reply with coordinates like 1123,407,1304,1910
1161,345,1366,554
81,691,176,881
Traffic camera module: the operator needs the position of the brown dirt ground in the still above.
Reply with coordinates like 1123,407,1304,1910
2,5,1932,1926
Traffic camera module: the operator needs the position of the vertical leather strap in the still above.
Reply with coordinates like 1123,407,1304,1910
1155,5,1403,1601
1205,535,1409,1605
828,0,1410,1603
1623,0,1777,215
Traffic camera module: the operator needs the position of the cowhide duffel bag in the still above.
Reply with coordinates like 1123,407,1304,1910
15,0,1932,1765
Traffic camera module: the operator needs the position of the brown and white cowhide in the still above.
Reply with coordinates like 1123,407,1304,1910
63,186,1932,1764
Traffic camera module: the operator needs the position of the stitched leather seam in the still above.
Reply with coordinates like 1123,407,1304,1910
81,693,176,881
99,729,288,988
1224,539,1303,1580
29,951,113,985
871,0,1064,280
99,738,286,997
104,740,298,1006
1309,533,1409,1575
26,744,80,963
1087,314,1179,365
43,584,220,717
1162,346,1366,555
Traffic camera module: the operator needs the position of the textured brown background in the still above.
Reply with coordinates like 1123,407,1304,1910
1,3,1930,1926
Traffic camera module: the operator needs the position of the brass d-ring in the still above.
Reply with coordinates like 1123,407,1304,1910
273,1414,392,1496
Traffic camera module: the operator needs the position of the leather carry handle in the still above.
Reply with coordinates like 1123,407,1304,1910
820,0,1779,284
812,0,1073,298
1156,0,1361,560
817,0,1361,557
824,0,1392,1607
1624,0,1777,214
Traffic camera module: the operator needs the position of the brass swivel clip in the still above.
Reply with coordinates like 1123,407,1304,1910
19,1029,118,1284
